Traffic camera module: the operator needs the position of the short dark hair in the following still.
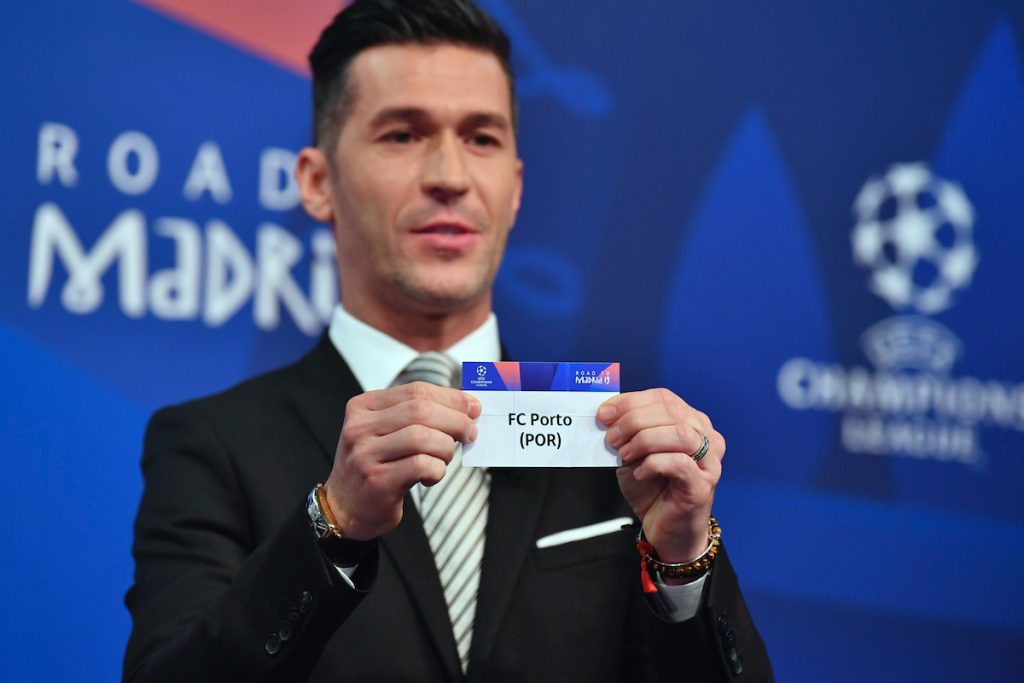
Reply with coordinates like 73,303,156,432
309,0,516,150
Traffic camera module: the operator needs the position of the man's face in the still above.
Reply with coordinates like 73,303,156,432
315,43,523,319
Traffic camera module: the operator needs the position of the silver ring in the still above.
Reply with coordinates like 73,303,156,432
691,435,710,462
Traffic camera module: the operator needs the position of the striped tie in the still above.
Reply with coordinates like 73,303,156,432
393,352,489,672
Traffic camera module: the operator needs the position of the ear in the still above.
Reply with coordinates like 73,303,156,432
511,158,524,218
296,147,335,223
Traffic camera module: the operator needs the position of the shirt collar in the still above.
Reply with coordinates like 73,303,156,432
327,304,501,391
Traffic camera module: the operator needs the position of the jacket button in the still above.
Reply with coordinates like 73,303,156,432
717,614,731,632
265,634,281,655
278,621,293,642
299,591,313,613
727,647,744,675
724,629,736,646
287,609,302,624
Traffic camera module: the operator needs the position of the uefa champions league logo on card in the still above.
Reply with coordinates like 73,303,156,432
470,364,493,388
777,162,1024,466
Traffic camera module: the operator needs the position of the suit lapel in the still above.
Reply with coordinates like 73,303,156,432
470,468,552,664
381,497,464,681
284,333,361,465
285,334,463,679
468,344,552,665
286,335,555,675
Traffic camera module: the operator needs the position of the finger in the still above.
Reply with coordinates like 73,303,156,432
357,381,481,417
371,397,480,444
372,424,459,464
598,388,686,425
633,449,723,490
688,429,726,470
605,400,701,449
632,451,700,484
698,446,724,481
374,452,450,492
618,423,704,464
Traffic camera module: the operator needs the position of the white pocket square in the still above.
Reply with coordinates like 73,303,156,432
535,517,633,549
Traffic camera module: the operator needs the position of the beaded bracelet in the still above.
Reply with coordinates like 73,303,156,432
636,516,721,586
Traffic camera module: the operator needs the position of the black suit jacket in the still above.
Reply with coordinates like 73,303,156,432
124,335,771,682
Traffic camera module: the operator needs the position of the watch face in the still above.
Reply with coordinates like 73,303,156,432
313,518,331,537
306,487,332,539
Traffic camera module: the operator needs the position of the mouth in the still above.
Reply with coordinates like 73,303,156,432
407,220,481,254
410,221,478,236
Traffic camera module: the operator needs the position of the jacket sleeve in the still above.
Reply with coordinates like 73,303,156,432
122,402,376,683
628,545,774,682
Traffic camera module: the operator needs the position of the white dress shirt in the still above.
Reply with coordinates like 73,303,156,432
325,304,704,621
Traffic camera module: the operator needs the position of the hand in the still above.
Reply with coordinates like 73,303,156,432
599,388,724,563
323,382,481,540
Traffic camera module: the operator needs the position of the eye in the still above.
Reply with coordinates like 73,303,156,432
382,130,416,144
469,133,500,148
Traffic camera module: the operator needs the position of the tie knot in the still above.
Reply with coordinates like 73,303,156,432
393,352,460,388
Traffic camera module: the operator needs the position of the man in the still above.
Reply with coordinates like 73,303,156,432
124,1,771,680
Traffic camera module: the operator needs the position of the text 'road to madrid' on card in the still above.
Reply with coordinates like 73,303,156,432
462,361,621,468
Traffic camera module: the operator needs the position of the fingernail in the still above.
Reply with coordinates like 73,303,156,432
606,425,621,446
598,405,616,423
469,423,479,442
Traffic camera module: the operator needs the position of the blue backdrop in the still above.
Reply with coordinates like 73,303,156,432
2,1,1023,680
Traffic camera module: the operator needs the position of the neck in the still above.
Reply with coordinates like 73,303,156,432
341,293,491,352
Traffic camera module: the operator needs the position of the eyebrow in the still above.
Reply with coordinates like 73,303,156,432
462,112,512,133
367,107,512,132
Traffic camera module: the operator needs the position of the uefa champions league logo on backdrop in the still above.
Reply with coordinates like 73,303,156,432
851,163,977,315
777,162,1024,466
852,163,975,376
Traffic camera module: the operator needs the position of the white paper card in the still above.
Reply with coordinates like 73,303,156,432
460,361,621,468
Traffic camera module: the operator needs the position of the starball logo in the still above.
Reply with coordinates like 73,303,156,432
776,163,1024,465
850,163,977,314
470,364,494,389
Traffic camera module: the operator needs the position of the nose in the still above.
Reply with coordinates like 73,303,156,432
421,131,469,204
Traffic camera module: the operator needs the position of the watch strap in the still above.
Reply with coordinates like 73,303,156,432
306,483,376,567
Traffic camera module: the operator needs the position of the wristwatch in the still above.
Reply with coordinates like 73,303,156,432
306,483,375,567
